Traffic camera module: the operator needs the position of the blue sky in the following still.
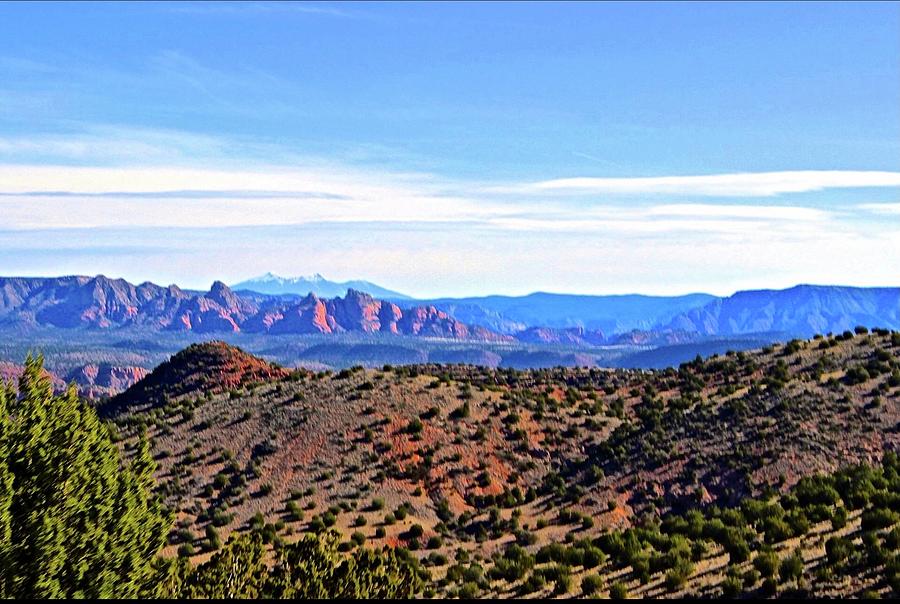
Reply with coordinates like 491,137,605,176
0,1,898,297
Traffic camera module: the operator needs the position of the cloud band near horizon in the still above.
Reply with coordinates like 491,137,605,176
0,165,898,232
1,165,899,197
0,161,898,297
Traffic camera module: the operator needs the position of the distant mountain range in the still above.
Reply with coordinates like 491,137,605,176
230,275,720,335
0,275,507,341
402,286,900,338
231,272,411,300
666,285,900,337
399,292,717,334
1,275,898,344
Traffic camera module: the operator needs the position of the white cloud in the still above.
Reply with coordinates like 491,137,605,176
2,219,897,298
640,203,831,221
0,163,517,230
857,202,900,215
0,164,458,197
485,217,778,235
0,165,854,236
512,171,900,197
0,157,896,296
0,193,514,230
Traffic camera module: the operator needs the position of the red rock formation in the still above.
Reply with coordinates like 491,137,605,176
250,289,509,341
0,361,66,391
0,276,510,341
67,363,149,391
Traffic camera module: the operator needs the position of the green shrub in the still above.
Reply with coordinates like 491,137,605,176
581,573,603,595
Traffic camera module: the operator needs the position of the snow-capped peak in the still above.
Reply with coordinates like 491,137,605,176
253,272,284,283
250,272,328,284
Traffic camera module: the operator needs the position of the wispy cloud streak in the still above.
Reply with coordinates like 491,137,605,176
510,171,900,197
0,163,873,236
857,202,900,215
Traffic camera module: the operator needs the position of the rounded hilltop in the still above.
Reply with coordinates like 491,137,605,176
103,341,289,416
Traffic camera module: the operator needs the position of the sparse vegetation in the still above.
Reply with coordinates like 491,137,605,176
5,330,896,598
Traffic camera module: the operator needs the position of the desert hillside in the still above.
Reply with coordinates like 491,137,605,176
102,328,900,598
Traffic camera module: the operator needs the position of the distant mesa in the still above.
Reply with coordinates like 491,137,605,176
515,326,606,346
0,358,146,399
0,360,66,391
610,328,700,347
65,363,150,399
665,284,900,338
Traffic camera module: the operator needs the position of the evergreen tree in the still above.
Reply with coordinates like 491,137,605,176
0,380,14,596
0,355,170,598
266,530,423,598
184,533,268,598
140,556,193,599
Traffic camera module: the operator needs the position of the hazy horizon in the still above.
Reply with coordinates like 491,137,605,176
1,2,899,298
2,269,899,301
